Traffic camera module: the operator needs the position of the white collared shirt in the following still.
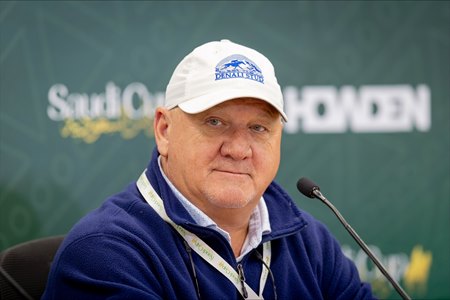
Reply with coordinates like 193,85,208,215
157,156,271,261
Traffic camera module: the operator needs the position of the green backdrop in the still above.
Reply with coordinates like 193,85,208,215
1,1,449,299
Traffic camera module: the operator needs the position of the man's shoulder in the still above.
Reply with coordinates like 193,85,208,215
62,182,149,246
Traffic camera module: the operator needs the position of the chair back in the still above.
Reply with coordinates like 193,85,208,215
0,235,64,300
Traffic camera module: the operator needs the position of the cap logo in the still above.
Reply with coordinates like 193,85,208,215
215,54,264,84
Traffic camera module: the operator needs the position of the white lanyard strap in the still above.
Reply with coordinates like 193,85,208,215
259,242,271,296
137,170,271,299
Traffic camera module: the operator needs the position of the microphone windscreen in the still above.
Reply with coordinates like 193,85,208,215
297,177,320,198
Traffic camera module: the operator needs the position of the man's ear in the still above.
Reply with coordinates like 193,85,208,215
153,107,171,156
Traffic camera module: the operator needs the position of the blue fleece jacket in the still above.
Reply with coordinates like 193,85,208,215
42,149,375,299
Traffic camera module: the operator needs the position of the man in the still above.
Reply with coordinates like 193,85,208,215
43,40,375,299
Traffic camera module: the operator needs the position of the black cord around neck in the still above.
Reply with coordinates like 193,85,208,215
184,240,202,300
183,242,278,300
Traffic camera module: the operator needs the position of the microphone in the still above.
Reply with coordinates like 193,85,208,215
297,177,411,300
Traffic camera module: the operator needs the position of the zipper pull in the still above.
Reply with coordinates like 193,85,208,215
237,263,248,299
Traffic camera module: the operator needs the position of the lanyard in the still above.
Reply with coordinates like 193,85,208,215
136,170,271,299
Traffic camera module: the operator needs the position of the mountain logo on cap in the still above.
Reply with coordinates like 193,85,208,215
215,54,264,84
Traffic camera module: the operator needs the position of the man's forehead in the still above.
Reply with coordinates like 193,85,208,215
208,97,280,115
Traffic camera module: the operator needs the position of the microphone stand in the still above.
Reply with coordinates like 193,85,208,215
311,188,411,300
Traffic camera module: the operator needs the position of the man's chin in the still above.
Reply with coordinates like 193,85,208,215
206,189,254,209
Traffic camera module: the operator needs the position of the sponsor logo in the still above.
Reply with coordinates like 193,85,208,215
284,85,431,133
215,54,264,83
343,244,432,298
47,82,163,143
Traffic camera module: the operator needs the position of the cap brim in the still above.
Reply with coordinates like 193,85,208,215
177,89,288,122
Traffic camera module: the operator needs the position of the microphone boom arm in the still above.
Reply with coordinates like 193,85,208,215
311,188,411,300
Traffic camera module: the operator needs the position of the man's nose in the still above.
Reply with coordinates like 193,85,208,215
220,129,252,160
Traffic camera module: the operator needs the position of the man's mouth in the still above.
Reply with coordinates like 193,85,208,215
214,169,250,177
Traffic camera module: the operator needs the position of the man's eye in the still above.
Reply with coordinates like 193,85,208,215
251,124,267,132
207,118,222,126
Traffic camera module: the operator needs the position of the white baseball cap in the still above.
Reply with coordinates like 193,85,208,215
164,39,288,121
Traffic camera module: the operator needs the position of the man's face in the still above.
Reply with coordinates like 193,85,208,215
155,98,283,213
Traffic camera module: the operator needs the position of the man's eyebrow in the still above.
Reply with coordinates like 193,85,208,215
249,103,280,121
261,106,279,118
